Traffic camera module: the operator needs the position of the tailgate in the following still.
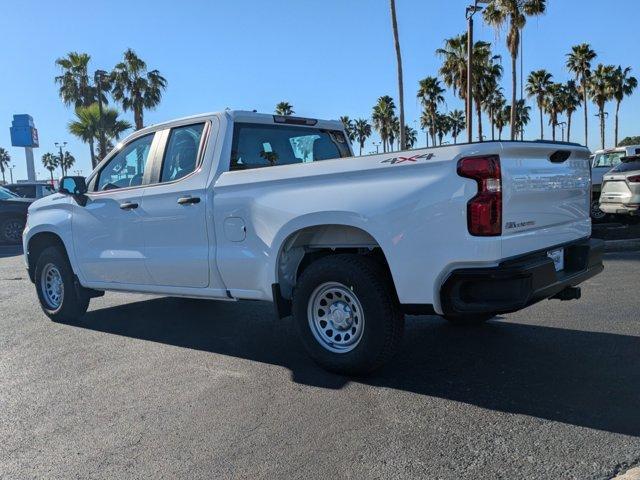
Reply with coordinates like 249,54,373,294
500,143,592,258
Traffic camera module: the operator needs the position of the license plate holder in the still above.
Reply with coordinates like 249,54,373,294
547,248,565,272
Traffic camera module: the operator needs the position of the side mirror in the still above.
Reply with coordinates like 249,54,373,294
59,176,87,196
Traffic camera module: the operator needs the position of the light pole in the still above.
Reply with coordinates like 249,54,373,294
372,141,381,154
555,122,567,142
9,164,15,183
466,0,488,143
55,142,67,177
94,70,109,164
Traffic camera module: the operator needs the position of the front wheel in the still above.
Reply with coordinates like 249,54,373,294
35,246,90,322
292,254,404,375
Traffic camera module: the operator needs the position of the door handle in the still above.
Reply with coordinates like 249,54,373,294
177,196,201,205
119,202,139,210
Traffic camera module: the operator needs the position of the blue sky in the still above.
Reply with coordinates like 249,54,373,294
1,0,638,180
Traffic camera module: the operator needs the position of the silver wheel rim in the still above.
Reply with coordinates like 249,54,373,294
41,263,64,310
591,200,606,219
3,219,24,243
307,282,364,354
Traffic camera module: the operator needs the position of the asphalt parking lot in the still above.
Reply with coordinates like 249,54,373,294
1,245,639,479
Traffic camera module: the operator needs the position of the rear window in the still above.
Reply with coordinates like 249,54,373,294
230,123,350,170
593,152,625,168
611,159,640,173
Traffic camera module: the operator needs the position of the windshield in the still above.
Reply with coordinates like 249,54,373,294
0,186,19,200
593,152,626,168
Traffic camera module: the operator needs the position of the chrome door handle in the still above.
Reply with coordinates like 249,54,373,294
177,196,201,205
119,202,139,210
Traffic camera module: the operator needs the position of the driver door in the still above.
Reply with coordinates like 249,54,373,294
73,132,160,286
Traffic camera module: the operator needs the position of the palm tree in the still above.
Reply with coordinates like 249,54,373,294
566,44,597,146
419,108,432,148
58,151,76,177
483,0,546,140
434,113,451,146
562,80,581,142
448,110,466,144
417,77,445,146
41,153,59,184
0,148,10,183
485,88,506,140
611,66,638,147
68,103,131,167
389,0,406,150
544,83,564,141
404,125,417,148
353,119,372,155
389,116,400,151
526,70,553,139
475,56,503,141
111,49,167,130
495,105,510,140
372,96,396,152
54,52,99,108
588,64,616,149
505,100,531,139
275,102,294,116
340,116,356,142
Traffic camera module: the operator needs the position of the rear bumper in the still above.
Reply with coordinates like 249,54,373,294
599,202,640,215
441,238,604,316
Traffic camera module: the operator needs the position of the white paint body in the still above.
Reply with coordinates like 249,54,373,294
24,111,592,314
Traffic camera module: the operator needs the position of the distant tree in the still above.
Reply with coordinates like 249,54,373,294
618,136,640,147
526,69,553,139
562,80,581,142
434,113,451,145
505,100,531,139
417,76,445,145
448,110,466,144
495,105,510,140
588,64,617,149
611,66,638,147
275,102,294,116
111,49,167,130
566,43,597,146
485,88,506,140
420,108,432,148
372,95,396,152
483,0,546,139
0,148,10,183
340,116,356,142
389,116,400,151
353,118,372,155
544,83,565,141
404,125,417,148
57,151,76,177
41,153,59,184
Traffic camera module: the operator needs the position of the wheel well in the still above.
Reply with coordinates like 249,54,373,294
27,232,68,283
276,225,395,301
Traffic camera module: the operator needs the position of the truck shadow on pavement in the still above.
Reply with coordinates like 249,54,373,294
67,296,640,437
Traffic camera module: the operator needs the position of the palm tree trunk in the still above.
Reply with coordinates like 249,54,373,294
551,117,556,141
359,143,363,156
425,131,429,148
490,110,495,141
539,101,544,140
89,139,97,168
1,170,5,183
510,54,517,140
567,112,572,142
615,100,621,146
390,0,405,150
476,104,483,142
498,128,502,141
135,107,144,130
599,105,605,149
582,77,589,147
50,170,54,184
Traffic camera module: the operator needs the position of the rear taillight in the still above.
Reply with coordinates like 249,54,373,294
628,175,640,183
457,155,502,236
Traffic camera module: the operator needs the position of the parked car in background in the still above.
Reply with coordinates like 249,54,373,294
591,145,640,221
599,155,640,219
0,186,32,244
22,111,603,374
5,182,56,200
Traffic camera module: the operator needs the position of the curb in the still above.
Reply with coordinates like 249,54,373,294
604,238,640,253
613,466,640,479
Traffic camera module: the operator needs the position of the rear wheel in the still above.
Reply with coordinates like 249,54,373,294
0,217,25,244
35,246,90,322
591,199,608,222
292,254,404,375
443,314,495,326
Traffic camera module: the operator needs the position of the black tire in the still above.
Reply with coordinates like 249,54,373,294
0,216,25,244
34,246,90,322
292,254,404,376
443,314,495,326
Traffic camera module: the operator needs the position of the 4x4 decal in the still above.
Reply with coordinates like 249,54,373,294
380,152,435,164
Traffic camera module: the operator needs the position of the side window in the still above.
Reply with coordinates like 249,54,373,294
160,123,205,182
96,134,154,191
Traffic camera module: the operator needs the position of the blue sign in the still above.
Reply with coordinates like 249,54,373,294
10,114,39,148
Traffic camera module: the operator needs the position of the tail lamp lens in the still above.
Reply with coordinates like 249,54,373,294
457,156,502,236
628,175,640,183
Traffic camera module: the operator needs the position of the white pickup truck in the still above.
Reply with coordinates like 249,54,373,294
23,111,604,374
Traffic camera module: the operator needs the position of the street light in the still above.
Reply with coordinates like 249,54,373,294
555,122,567,142
372,141,381,154
466,0,489,143
9,164,15,183
55,142,67,176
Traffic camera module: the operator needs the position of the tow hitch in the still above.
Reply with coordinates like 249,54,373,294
552,286,581,301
